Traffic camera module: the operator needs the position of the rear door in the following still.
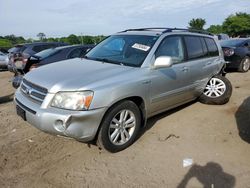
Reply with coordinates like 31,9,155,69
183,35,211,94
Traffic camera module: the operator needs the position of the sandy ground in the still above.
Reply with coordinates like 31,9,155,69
0,71,250,188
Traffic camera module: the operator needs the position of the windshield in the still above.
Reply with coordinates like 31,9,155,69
34,48,59,59
85,35,158,67
220,39,245,47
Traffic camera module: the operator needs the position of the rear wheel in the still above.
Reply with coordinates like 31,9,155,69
238,57,250,72
97,100,141,152
199,75,232,105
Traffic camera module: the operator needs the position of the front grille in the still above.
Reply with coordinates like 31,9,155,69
20,79,48,103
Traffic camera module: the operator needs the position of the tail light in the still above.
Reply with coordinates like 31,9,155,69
29,64,38,71
223,48,234,57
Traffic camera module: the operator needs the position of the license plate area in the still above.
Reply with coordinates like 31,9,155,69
16,105,26,121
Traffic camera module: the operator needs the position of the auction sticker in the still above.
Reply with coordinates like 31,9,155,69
132,43,150,51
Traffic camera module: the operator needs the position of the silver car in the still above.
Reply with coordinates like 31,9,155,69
14,28,232,152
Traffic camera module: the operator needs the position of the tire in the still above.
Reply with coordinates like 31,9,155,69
97,100,141,152
199,75,232,105
238,57,250,73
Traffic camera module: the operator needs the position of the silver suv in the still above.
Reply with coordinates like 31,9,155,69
14,28,232,152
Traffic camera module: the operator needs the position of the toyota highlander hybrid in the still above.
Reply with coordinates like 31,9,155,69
14,28,232,152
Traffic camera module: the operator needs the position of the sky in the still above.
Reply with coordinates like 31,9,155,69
0,0,249,39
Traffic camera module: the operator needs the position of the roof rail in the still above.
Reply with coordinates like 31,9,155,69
119,28,168,33
119,27,213,36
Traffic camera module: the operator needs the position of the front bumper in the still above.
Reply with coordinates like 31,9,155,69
14,88,107,142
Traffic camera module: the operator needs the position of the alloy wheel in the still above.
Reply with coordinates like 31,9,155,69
108,110,136,145
203,78,226,98
243,58,250,72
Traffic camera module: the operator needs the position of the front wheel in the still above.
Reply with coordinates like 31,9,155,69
199,75,232,105
97,101,141,152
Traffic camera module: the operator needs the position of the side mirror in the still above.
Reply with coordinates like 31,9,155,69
153,56,173,69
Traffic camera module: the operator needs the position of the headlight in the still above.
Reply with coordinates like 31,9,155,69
51,91,94,110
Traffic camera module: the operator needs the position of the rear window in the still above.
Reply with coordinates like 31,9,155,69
32,44,56,53
220,39,245,47
184,36,204,60
205,38,219,56
34,48,60,59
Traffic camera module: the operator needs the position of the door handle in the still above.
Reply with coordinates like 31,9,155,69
182,67,189,72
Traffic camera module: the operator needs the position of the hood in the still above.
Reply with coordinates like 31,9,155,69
24,58,134,93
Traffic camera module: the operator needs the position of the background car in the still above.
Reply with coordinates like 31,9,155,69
8,42,68,73
11,44,94,88
0,51,9,71
220,38,250,72
217,33,230,40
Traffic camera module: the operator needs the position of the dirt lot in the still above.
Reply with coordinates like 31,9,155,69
0,71,250,188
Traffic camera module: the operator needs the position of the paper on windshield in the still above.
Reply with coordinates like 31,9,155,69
132,43,150,51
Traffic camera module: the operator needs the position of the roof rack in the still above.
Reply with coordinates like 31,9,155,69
120,27,213,36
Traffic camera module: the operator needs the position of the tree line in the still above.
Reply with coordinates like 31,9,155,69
189,12,250,37
0,12,249,50
0,34,106,50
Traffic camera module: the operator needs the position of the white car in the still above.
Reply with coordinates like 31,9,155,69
0,51,9,71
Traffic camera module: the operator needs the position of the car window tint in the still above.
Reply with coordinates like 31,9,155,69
68,48,83,58
33,44,55,53
200,37,209,56
205,38,219,56
184,36,204,60
155,36,184,63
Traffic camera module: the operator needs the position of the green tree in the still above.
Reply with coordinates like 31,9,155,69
37,32,46,41
188,18,206,30
67,34,80,44
46,38,56,42
207,25,223,34
0,39,13,49
4,35,25,45
81,36,94,44
222,12,250,37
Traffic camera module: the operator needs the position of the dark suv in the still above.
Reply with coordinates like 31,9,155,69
8,42,67,73
12,44,94,88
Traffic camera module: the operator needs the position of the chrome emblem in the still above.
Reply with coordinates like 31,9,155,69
23,85,33,96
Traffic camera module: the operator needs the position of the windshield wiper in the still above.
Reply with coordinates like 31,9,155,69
82,56,138,67
84,56,124,65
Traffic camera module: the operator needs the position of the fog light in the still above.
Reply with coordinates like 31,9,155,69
54,120,65,132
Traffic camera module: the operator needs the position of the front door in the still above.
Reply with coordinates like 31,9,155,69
149,35,193,114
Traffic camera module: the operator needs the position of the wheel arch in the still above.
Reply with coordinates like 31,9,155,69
94,96,147,141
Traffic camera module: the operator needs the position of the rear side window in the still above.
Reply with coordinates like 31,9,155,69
184,36,204,60
204,38,219,56
68,48,83,58
155,36,184,63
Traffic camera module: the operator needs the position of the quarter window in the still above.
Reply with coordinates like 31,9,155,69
155,36,184,63
68,48,83,58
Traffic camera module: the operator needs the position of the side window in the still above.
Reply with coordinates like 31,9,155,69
184,36,204,60
243,41,250,47
155,36,184,63
200,37,209,57
204,38,219,57
68,48,83,58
